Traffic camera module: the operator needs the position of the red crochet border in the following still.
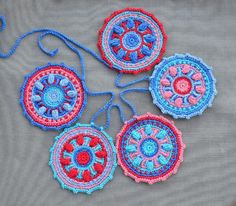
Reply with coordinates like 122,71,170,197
98,7,168,75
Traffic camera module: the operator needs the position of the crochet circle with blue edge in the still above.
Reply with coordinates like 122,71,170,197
49,123,117,194
149,54,217,119
116,113,185,184
20,64,86,130
98,8,167,74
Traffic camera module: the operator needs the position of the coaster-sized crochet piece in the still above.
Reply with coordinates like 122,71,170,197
116,113,185,184
149,54,217,119
49,123,117,194
20,63,86,130
98,8,167,74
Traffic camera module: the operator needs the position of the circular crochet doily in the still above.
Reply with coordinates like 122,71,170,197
20,63,86,130
49,123,117,194
149,54,217,119
98,8,167,74
116,113,185,184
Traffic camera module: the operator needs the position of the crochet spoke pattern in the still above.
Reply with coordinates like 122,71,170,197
49,123,117,194
20,64,86,130
149,54,217,119
98,8,167,74
116,113,185,184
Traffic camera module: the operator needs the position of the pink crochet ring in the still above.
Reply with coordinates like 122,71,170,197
116,113,185,184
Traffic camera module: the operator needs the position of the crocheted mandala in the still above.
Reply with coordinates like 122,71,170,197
116,113,185,184
149,54,217,119
20,63,86,130
49,123,117,194
98,8,167,74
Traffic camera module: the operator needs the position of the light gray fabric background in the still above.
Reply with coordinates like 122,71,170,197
0,0,236,206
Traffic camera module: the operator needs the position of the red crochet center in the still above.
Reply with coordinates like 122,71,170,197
173,76,192,95
117,114,182,180
77,151,91,165
23,65,85,127
98,7,168,75
60,133,108,182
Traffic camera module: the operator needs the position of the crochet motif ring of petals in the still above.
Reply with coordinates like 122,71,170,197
149,54,217,119
20,64,86,130
98,8,167,74
116,113,185,184
49,123,117,194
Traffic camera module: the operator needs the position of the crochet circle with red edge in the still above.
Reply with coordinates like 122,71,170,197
116,113,185,184
20,64,86,130
98,8,167,74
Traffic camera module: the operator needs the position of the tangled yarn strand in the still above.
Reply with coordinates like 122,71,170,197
38,31,87,79
89,90,115,128
104,104,126,130
120,88,149,117
0,16,110,69
115,73,149,88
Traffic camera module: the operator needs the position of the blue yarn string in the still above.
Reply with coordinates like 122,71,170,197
0,16,6,32
120,88,149,117
115,73,149,88
41,30,107,67
0,16,121,73
38,31,86,79
89,90,115,128
104,104,125,130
